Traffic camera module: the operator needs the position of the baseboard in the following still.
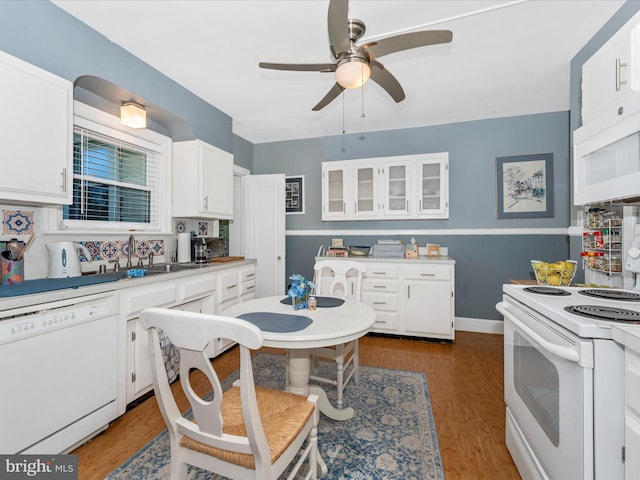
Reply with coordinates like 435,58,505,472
456,317,504,335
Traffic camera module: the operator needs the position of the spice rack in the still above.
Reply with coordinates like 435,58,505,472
582,206,623,275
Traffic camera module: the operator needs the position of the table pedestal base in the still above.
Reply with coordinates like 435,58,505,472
287,350,354,421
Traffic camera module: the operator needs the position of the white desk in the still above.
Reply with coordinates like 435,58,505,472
222,296,376,421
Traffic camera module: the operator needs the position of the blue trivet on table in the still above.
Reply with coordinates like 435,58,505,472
237,312,313,333
280,296,344,307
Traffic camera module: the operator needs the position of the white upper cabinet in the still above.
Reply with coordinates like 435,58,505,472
417,157,448,217
172,139,234,219
322,164,349,219
581,11,640,125
0,50,72,205
353,162,379,217
322,153,448,221
383,160,410,216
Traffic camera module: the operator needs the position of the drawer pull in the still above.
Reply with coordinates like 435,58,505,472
373,285,387,289
421,273,436,277
373,301,387,305
246,286,255,290
227,284,238,289
246,273,255,278
373,272,387,275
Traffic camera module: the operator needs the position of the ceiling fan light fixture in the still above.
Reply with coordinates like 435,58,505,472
335,57,371,89
120,101,147,128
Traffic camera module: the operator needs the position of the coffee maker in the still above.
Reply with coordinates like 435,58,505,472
191,237,209,264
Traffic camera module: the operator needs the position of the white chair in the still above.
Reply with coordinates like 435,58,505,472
140,307,319,480
309,259,366,410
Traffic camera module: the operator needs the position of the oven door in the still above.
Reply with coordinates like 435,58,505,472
498,300,594,480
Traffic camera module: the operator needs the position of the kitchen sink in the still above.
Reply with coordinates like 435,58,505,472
93,263,209,279
147,263,206,274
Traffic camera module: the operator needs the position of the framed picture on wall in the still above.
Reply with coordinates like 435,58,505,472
496,153,554,219
285,176,305,214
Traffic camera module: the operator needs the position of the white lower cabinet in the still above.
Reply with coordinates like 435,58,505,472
123,263,256,404
122,282,178,404
625,348,640,479
361,270,400,332
404,265,454,338
316,257,455,340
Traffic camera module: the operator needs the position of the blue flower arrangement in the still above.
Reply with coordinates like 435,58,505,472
288,274,315,310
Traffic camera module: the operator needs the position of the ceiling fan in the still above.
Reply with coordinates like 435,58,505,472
258,0,453,111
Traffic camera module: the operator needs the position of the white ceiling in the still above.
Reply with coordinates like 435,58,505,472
52,0,624,144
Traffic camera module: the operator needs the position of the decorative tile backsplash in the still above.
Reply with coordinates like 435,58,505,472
78,239,165,262
3,210,34,235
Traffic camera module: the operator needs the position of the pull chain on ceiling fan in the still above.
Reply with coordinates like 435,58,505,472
258,0,453,111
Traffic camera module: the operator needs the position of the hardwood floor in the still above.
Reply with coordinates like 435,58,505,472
72,331,519,479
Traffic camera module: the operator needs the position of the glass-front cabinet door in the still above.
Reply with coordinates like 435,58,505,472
416,157,448,218
353,164,378,217
322,163,349,219
383,161,410,216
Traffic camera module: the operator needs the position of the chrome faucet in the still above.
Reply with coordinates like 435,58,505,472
148,252,154,268
127,234,135,268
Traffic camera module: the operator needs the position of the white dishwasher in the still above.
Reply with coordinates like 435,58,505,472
0,292,119,454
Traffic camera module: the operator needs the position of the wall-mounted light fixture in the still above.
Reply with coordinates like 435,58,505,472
120,101,147,128
335,57,371,89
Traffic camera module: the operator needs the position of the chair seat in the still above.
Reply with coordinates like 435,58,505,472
181,386,315,470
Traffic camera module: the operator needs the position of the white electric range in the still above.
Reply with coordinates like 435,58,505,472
497,284,640,480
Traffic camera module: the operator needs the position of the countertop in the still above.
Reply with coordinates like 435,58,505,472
612,324,640,353
315,255,455,264
0,259,256,312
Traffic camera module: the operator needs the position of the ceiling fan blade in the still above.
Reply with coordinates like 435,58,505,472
370,62,405,103
327,0,350,58
259,62,336,72
312,83,345,111
362,30,453,59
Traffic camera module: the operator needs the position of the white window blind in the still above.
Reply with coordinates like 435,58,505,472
64,127,161,225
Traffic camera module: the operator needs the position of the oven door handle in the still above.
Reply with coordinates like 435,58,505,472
497,302,580,364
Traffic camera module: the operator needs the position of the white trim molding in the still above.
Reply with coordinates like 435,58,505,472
286,227,569,236
456,317,504,335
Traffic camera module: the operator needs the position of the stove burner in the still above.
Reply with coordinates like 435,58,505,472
565,305,640,323
578,289,640,301
523,286,571,296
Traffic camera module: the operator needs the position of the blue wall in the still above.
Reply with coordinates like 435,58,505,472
2,0,638,322
254,112,570,320
251,1,640,323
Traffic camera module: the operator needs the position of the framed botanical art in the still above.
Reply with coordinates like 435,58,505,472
496,153,554,219
285,176,305,214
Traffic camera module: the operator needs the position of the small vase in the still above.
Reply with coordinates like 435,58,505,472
292,295,309,310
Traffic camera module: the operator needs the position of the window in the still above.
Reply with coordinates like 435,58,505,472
65,127,158,224
47,102,171,233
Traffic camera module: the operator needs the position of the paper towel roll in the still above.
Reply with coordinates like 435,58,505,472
177,232,191,263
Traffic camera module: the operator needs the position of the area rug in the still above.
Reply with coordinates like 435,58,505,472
105,353,443,480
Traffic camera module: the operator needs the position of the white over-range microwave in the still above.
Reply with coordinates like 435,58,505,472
574,93,640,206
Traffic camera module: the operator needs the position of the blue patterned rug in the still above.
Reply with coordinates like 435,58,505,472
105,353,443,479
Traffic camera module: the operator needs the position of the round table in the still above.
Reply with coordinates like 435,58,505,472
222,295,376,421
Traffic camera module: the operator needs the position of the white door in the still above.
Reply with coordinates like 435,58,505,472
242,174,286,297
